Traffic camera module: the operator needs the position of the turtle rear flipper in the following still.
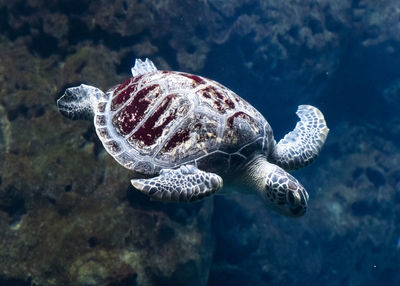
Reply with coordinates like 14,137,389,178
270,105,329,170
131,165,223,202
131,58,157,77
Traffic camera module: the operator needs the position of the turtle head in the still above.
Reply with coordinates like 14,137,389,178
248,156,309,217
57,84,104,120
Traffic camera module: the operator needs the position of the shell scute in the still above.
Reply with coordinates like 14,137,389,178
104,140,122,155
111,78,135,110
114,152,136,169
97,128,111,140
127,93,191,156
97,102,107,113
178,72,207,86
221,111,263,154
96,115,106,126
111,74,145,108
134,161,155,175
112,83,163,136
196,86,236,114
155,112,220,166
196,151,230,174
163,127,191,152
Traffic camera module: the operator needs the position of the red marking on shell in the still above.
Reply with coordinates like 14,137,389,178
198,86,235,114
155,113,219,164
113,84,160,135
201,91,211,99
179,73,206,85
233,94,241,103
111,75,145,110
215,91,223,100
111,78,134,109
224,97,235,109
115,78,132,93
227,111,255,128
130,94,178,146
213,89,235,108
163,128,191,151
132,74,145,83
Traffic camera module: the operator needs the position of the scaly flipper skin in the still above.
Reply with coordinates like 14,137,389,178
270,105,329,170
131,165,223,202
246,156,308,217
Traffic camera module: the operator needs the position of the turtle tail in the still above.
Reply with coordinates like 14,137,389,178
269,105,329,170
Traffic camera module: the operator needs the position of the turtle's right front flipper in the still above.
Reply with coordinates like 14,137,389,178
131,165,223,202
270,105,329,170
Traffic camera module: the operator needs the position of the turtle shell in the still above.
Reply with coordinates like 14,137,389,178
94,70,273,175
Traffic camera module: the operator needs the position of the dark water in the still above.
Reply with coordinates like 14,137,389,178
0,1,399,286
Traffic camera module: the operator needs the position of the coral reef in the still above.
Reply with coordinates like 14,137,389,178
0,40,213,286
2,0,399,79
0,0,400,285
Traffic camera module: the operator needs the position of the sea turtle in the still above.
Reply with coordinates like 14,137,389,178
57,58,329,217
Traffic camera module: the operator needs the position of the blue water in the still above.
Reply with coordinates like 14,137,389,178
0,1,400,286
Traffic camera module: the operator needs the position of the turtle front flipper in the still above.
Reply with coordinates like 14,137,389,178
131,165,223,202
270,105,329,170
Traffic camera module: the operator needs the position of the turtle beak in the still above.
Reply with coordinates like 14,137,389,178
57,89,76,119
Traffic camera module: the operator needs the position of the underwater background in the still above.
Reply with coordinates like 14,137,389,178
0,0,399,285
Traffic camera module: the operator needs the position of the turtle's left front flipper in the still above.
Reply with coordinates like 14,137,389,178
131,165,223,202
270,105,329,170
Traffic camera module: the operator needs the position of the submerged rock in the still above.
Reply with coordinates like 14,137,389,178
0,35,214,286
1,0,400,285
